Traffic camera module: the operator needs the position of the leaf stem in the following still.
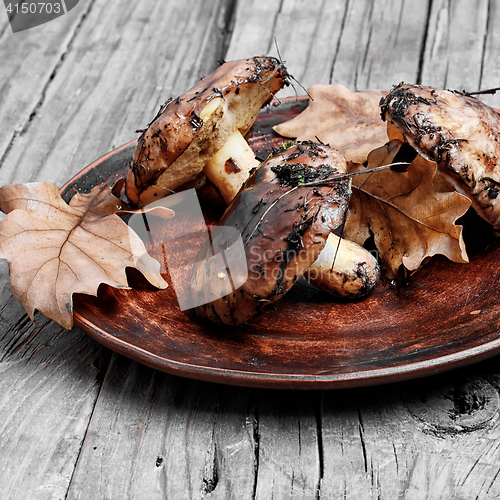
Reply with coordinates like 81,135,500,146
301,162,411,188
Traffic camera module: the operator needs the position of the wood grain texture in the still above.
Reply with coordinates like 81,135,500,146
65,356,226,499
0,0,94,181
254,391,321,498
0,0,236,187
319,372,500,500
226,0,431,96
0,7,10,35
420,0,491,94
0,0,240,499
0,260,107,499
329,0,431,91
474,0,500,108
2,0,500,499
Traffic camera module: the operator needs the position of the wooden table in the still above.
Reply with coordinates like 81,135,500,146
2,0,500,498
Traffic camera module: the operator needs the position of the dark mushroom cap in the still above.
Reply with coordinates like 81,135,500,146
194,141,351,326
381,83,500,229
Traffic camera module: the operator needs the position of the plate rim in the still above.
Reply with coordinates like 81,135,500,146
74,310,500,389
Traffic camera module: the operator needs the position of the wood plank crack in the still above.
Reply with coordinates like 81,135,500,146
357,404,368,473
265,0,284,54
484,465,500,499
0,0,99,176
202,433,220,495
63,351,118,500
251,390,260,500
315,391,324,500
417,0,434,84
479,0,494,90
218,0,238,63
329,0,350,84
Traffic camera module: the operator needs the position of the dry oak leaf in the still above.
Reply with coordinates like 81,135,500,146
344,140,471,279
0,182,167,329
273,84,388,164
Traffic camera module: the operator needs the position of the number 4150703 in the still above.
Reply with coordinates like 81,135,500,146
5,2,63,15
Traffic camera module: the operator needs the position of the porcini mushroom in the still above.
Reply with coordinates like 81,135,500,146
125,56,289,207
192,141,351,325
380,83,500,230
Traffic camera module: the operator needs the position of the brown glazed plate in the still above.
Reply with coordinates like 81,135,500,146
61,97,500,390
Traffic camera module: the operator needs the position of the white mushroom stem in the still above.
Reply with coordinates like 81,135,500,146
198,96,260,204
306,233,380,298
203,129,260,204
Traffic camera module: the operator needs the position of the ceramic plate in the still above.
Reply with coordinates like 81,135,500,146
61,97,500,389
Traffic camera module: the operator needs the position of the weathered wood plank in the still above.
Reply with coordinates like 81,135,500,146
224,0,282,61
65,356,261,500
0,261,107,499
269,0,350,96
0,0,94,176
329,0,431,91
65,355,228,499
228,0,352,98
309,1,500,496
254,390,321,499
420,0,489,94
3,1,500,500
205,386,257,499
0,0,236,187
67,374,320,500
402,370,500,500
475,0,500,108
0,7,12,36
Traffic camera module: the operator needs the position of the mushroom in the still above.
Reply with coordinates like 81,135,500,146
125,56,289,207
306,233,380,298
192,141,351,326
380,83,500,230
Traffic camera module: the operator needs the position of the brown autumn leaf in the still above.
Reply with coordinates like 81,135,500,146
344,140,472,279
274,84,388,163
0,182,168,329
